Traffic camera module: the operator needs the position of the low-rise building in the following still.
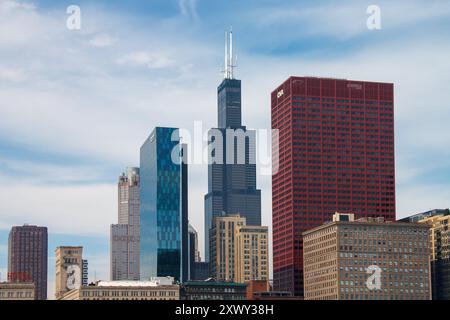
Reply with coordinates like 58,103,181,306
61,278,179,300
303,213,431,300
0,282,35,300
181,279,247,300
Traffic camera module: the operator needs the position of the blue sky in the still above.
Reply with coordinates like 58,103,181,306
0,0,449,298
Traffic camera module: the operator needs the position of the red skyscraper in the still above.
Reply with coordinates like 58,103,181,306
271,77,396,297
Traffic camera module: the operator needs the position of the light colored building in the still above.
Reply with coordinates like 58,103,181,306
0,282,35,300
210,214,270,284
235,226,269,283
401,209,450,300
303,213,431,300
60,278,179,300
111,167,140,281
55,246,83,300
210,214,246,282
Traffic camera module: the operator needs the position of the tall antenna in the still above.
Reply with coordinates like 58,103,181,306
223,28,236,79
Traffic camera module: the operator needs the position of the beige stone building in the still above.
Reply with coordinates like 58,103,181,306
60,280,179,300
210,214,246,282
55,246,83,300
235,226,269,283
210,214,269,284
0,282,35,300
401,209,450,300
303,213,431,300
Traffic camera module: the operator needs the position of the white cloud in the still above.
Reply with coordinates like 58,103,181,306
117,51,176,69
0,182,116,236
0,66,27,82
89,33,117,47
247,0,450,40
179,0,199,20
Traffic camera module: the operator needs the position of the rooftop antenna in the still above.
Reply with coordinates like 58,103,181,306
223,27,236,79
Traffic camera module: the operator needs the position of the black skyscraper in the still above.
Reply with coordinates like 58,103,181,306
204,31,261,262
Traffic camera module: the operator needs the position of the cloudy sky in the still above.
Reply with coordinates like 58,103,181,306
0,0,449,299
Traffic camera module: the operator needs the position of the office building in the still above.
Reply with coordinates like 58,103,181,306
8,225,48,300
271,77,396,296
55,246,83,300
204,30,261,262
61,278,179,300
209,214,269,284
235,226,269,283
192,262,210,281
246,280,270,300
0,282,35,300
303,213,430,300
111,167,140,281
181,280,247,300
209,214,246,282
401,209,450,300
140,127,188,282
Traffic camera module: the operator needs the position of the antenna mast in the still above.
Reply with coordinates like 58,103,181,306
223,28,236,79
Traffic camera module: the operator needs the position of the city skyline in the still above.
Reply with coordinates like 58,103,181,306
1,0,450,299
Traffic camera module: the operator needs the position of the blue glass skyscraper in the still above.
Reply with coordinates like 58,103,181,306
140,127,188,282
204,31,262,262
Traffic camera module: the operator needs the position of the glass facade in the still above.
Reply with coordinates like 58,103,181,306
140,127,188,282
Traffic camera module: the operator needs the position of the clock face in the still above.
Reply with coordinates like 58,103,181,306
66,265,81,290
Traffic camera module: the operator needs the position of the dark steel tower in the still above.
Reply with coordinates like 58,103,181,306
204,31,261,262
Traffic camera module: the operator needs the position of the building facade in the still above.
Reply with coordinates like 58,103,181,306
401,209,450,300
271,77,396,296
82,259,88,286
303,213,431,300
61,279,179,300
55,246,83,300
209,214,269,284
8,225,48,300
204,31,261,262
111,167,140,281
209,214,246,282
235,226,269,283
0,282,35,300
181,280,247,300
140,127,188,282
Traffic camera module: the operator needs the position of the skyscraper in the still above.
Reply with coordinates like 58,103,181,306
204,30,261,262
271,77,396,297
8,225,48,300
140,127,188,282
55,246,83,300
110,167,140,281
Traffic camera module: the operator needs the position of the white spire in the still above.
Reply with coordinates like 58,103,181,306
223,28,236,79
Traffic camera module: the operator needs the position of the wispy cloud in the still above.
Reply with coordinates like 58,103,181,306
0,66,27,82
179,0,199,20
117,51,176,69
89,33,118,48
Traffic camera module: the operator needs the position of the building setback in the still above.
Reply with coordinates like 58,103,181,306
140,127,188,282
271,77,396,297
303,213,431,300
8,225,48,300
111,167,140,281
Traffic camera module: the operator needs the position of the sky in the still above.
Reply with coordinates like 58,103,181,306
0,0,449,299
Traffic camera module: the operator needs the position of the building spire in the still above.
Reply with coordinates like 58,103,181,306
223,28,236,79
